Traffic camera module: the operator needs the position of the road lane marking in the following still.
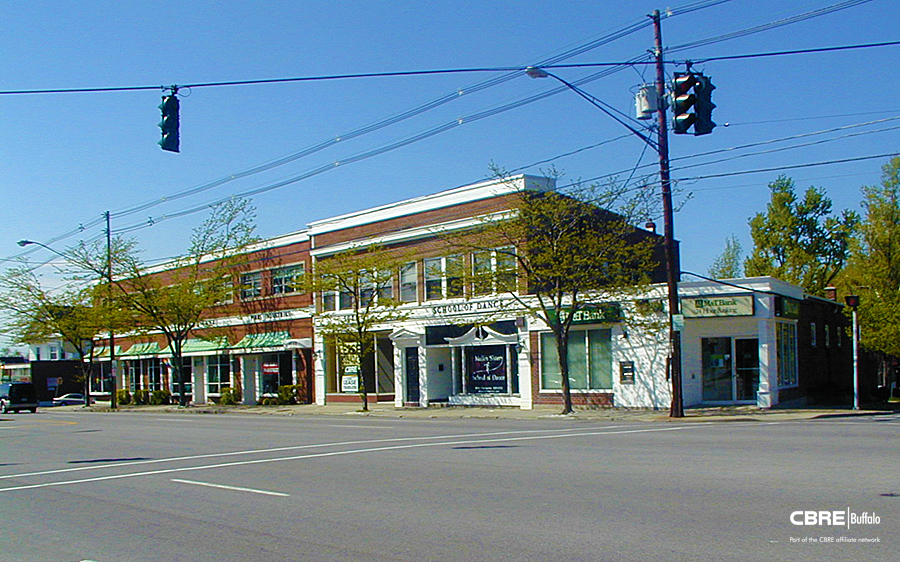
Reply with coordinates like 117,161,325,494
171,478,289,497
0,425,627,481
0,420,78,429
0,425,701,493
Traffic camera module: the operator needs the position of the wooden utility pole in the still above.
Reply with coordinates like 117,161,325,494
652,10,684,417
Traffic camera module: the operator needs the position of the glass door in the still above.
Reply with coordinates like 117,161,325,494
702,337,733,402
734,339,760,402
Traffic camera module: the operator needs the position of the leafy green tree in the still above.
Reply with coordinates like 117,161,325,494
448,173,659,414
745,175,858,296
841,157,900,367
708,234,743,279
0,266,114,401
306,245,409,411
69,198,257,406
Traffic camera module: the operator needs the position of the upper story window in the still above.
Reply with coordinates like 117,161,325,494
272,264,304,295
322,291,337,312
240,271,262,300
472,248,517,296
50,346,59,360
424,255,463,301
400,262,417,303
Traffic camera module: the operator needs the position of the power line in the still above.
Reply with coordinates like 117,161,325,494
674,152,900,181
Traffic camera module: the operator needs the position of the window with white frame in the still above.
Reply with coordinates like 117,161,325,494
322,291,337,311
400,262,417,303
540,329,612,390
171,356,193,396
206,355,231,395
50,346,59,360
472,248,517,296
240,271,262,299
777,322,798,387
424,256,463,301
272,264,304,295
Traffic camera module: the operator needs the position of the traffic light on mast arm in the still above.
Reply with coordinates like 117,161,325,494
671,72,697,135
158,94,180,153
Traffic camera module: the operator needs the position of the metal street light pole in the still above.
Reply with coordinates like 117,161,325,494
845,295,860,410
16,238,93,407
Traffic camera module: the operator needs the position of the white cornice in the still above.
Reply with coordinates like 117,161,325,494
307,175,553,237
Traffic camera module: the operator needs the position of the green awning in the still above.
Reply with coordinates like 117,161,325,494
231,331,290,350
91,345,122,359
160,338,229,355
120,342,162,357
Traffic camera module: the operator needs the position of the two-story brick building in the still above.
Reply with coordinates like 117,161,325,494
86,174,856,410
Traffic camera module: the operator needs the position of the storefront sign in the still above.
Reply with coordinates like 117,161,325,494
682,295,754,318
341,366,359,393
775,296,801,319
548,304,622,325
467,345,507,394
430,300,503,317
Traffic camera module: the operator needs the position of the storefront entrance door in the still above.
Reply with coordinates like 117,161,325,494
404,347,420,405
734,338,760,402
701,337,760,403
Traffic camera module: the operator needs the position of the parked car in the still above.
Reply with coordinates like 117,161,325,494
52,393,92,406
0,382,38,413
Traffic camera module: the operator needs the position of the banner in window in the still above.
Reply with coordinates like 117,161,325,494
467,345,507,394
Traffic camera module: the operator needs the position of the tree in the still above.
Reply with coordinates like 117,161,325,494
840,157,900,376
306,245,409,411
447,173,660,414
69,198,257,406
745,175,858,296
0,265,113,401
708,234,743,279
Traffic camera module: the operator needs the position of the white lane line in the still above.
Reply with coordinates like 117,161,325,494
0,425,626,481
171,478,289,497
325,424,397,429
0,425,700,493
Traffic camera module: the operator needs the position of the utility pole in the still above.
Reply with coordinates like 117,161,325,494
106,210,117,409
652,10,684,417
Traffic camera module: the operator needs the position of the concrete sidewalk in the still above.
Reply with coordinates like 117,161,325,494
54,401,900,423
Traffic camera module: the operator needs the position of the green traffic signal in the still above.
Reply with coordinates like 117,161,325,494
692,74,716,136
158,95,180,153
672,72,697,135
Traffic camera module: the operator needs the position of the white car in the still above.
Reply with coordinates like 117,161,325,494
52,393,92,406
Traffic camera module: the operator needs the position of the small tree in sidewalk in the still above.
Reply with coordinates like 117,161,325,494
306,245,410,411
444,170,661,414
68,198,258,407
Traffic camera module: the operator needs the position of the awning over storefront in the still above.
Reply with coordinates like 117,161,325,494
120,342,162,357
90,345,122,360
231,331,290,351
160,338,229,356
445,325,519,346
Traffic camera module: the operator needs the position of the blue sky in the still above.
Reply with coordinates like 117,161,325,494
1,1,897,307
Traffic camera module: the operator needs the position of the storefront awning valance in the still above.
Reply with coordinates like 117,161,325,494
160,338,229,355
445,326,519,346
91,345,123,359
120,342,162,357
231,331,290,350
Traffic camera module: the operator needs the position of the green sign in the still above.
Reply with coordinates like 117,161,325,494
681,295,754,318
548,304,622,325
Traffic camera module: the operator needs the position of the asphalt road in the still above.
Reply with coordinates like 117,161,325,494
1,410,898,562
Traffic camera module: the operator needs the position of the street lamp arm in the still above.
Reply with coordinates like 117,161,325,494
17,239,70,261
525,67,659,152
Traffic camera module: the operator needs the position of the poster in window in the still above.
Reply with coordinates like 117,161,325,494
467,345,507,394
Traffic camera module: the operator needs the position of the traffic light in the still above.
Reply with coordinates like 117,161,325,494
692,74,716,136
158,95,180,153
671,72,697,135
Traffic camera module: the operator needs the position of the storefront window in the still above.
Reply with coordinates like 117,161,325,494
147,358,162,391
540,329,612,390
207,355,231,395
777,322,798,387
171,357,192,396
